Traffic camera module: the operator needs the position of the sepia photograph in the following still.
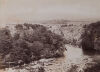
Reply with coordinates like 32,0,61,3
0,0,100,72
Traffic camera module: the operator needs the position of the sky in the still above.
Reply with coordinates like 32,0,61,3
0,0,100,24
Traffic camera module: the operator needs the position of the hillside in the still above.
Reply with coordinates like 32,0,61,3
0,21,100,72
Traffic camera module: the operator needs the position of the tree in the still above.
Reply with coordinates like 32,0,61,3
0,28,12,57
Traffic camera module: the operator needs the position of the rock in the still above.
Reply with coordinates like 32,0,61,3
81,21,100,51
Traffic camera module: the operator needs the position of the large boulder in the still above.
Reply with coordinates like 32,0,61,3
81,21,100,51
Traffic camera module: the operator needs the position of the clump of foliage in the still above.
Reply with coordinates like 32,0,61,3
0,28,12,57
0,23,66,67
81,21,100,51
83,62,100,72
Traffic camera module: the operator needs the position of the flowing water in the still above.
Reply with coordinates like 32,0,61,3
44,44,99,72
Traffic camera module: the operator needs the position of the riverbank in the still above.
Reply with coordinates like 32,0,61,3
2,44,99,72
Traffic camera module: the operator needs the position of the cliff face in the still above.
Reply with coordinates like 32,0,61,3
81,22,100,51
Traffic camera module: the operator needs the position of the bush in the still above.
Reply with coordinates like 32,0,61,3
84,63,100,72
0,28,12,57
0,23,66,67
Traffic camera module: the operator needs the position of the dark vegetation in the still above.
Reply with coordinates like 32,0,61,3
81,21,100,52
83,62,100,72
0,23,66,68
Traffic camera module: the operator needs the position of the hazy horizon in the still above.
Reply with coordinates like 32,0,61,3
0,0,100,24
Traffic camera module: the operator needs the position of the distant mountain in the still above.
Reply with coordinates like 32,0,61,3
41,19,96,24
41,19,71,24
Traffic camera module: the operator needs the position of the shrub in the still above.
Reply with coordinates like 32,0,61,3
0,28,12,57
0,23,66,67
83,63,100,72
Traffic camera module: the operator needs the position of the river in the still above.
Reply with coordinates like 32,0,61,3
44,44,99,72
